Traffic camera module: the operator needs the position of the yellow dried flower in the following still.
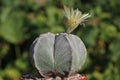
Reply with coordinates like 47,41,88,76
64,6,91,33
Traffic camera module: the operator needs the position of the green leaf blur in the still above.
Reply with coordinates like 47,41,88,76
0,0,120,80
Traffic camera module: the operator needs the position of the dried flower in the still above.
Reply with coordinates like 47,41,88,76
64,6,91,33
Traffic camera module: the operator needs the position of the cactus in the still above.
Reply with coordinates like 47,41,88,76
30,33,87,76
30,6,91,79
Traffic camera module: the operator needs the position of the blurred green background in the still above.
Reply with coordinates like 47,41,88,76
0,0,120,80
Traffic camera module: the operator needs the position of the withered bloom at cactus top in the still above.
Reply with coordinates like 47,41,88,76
64,6,91,33
30,6,91,78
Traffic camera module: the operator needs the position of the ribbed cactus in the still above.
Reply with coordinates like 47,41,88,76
30,33,87,76
30,6,90,78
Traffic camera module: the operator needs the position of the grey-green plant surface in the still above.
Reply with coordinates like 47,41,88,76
31,33,87,77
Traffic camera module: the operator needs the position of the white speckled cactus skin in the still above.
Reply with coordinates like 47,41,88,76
30,32,87,77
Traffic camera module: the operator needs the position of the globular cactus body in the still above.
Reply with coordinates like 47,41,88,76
30,32,87,77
